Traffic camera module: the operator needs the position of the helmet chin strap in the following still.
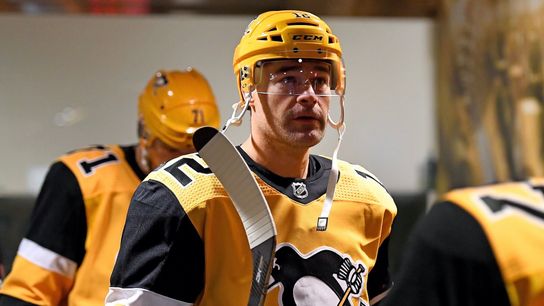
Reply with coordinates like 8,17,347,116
222,91,253,133
317,95,346,231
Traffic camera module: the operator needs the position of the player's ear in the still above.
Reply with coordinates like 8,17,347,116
248,88,258,110
137,137,148,154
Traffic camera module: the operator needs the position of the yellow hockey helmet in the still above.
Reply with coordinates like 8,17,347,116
138,68,220,149
233,10,345,102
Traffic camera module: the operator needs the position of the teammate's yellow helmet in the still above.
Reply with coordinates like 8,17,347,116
233,10,345,102
138,68,220,149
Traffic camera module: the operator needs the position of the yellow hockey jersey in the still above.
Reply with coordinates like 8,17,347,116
0,145,145,306
107,149,397,306
444,179,544,306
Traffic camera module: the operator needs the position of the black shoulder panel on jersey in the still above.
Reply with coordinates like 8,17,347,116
111,179,204,303
238,148,332,204
0,294,37,306
367,237,392,300
420,202,497,260
26,161,87,265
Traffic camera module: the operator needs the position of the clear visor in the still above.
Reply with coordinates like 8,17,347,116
254,58,344,97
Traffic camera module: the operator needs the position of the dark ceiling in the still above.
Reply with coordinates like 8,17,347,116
0,0,438,17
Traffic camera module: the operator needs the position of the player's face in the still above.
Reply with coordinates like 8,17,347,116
251,59,331,148
148,138,194,169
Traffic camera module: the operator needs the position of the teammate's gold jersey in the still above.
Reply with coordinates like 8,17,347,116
444,179,544,306
108,151,397,306
0,145,144,306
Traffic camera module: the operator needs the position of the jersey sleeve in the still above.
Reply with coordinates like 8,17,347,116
367,237,392,305
107,179,204,306
351,164,397,305
382,201,510,306
0,161,87,306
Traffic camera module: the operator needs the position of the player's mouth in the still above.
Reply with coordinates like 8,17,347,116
292,112,322,122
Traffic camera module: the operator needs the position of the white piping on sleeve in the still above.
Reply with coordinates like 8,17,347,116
18,238,77,278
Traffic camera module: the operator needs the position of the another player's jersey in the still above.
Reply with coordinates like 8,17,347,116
107,149,397,306
383,179,544,306
0,145,145,306
444,179,544,306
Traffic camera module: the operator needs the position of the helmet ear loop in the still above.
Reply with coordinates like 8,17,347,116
327,94,345,130
222,88,254,133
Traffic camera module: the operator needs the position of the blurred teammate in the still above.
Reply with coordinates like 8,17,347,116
0,68,220,306
381,1,544,304
107,10,396,306
383,180,544,306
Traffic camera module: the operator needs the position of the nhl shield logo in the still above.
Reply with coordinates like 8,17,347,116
291,182,308,199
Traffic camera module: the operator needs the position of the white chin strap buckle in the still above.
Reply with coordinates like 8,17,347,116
222,92,252,133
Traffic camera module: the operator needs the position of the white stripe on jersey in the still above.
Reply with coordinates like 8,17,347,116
18,238,77,278
106,287,193,306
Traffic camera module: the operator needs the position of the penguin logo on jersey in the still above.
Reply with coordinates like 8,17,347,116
291,182,308,199
268,244,367,306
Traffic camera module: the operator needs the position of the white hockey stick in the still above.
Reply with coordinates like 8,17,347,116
193,126,277,306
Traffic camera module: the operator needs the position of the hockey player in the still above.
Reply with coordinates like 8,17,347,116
107,10,397,306
0,68,220,306
383,178,544,306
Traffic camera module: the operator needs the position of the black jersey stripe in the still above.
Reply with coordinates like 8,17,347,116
26,162,87,265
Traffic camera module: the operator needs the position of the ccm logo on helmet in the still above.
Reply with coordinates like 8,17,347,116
292,34,323,41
